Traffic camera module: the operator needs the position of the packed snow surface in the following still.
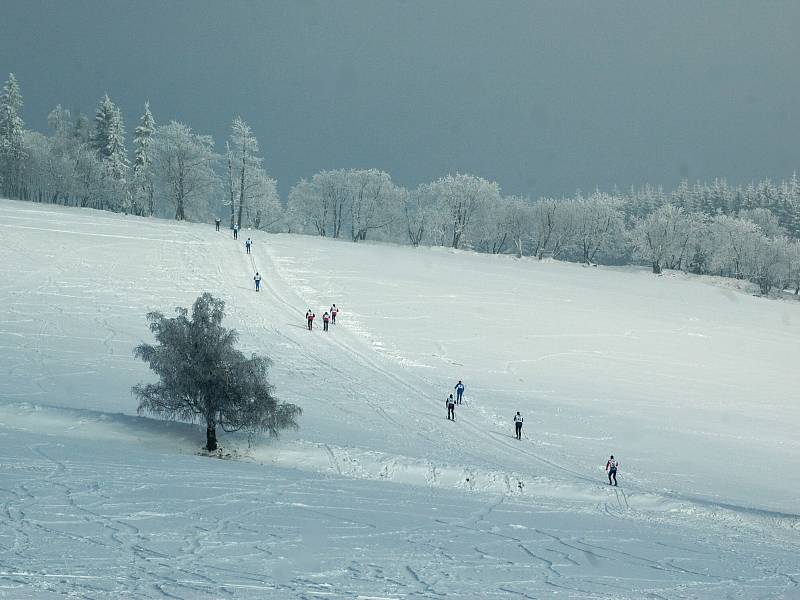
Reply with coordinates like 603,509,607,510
0,199,798,599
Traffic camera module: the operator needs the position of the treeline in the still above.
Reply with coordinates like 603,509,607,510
0,74,278,227
1,73,799,295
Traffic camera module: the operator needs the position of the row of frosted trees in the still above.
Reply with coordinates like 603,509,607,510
2,73,799,295
285,170,800,294
0,74,278,229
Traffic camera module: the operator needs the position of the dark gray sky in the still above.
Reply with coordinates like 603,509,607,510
2,0,799,198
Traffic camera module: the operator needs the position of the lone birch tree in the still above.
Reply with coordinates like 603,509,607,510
133,293,302,451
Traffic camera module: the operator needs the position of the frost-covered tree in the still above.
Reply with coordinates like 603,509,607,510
318,170,350,238
707,215,762,278
23,108,79,206
227,117,267,229
20,130,51,203
151,121,218,220
738,207,785,238
745,235,790,295
348,169,401,241
786,172,800,238
504,196,534,258
90,94,129,211
670,180,693,213
225,141,236,228
91,94,114,157
224,118,281,231
282,188,306,234
73,112,91,145
403,184,437,246
629,204,707,273
132,102,156,216
286,169,399,240
426,173,501,249
572,191,626,264
0,73,26,198
471,194,512,254
133,293,301,451
91,94,128,180
43,105,108,210
785,240,800,295
287,170,351,237
626,184,666,218
244,170,283,231
47,104,71,139
287,178,326,235
531,197,576,259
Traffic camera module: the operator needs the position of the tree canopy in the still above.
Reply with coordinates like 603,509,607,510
132,293,301,451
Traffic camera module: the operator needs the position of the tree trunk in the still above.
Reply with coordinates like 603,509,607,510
147,181,155,217
227,149,236,228
652,261,662,274
237,152,246,230
176,175,186,220
206,421,217,451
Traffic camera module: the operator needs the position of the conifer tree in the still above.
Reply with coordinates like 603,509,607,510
92,93,129,180
0,73,26,198
133,102,156,215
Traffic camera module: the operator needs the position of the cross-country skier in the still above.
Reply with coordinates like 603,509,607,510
330,304,338,324
446,394,456,420
306,310,315,331
455,380,465,404
245,238,252,254
215,217,221,231
253,272,261,292
233,223,239,240
513,411,523,440
323,311,330,331
605,455,619,486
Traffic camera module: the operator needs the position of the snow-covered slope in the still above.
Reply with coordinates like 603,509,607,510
1,199,798,599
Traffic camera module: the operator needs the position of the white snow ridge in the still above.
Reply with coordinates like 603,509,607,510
1,198,799,599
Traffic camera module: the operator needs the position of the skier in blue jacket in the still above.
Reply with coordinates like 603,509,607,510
454,380,465,404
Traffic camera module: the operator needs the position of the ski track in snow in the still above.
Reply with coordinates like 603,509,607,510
0,199,799,598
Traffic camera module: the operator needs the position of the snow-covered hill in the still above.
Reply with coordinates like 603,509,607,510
1,199,798,599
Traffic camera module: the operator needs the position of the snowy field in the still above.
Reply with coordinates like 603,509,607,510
1,198,799,599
